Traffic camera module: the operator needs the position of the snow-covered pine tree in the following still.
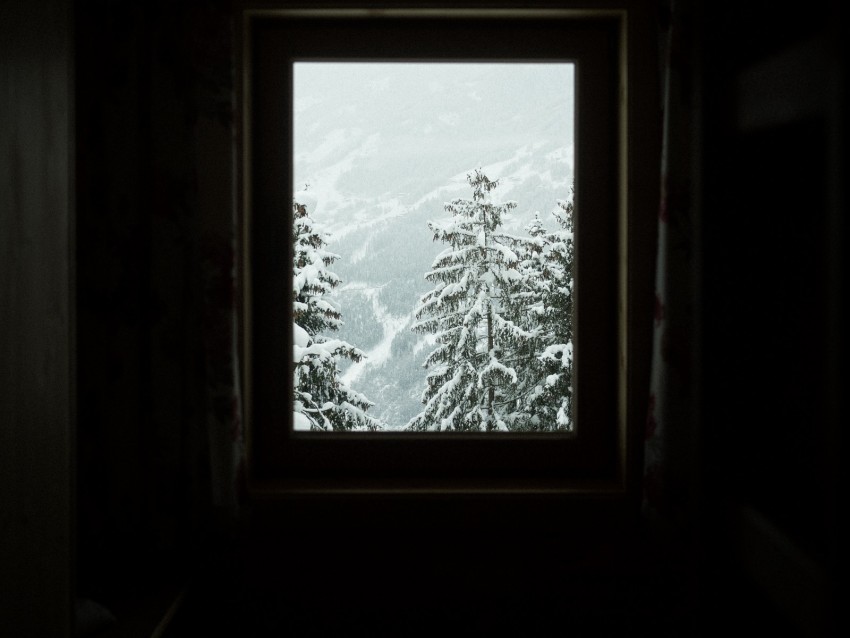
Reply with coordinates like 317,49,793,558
406,170,536,432
497,211,555,431
521,189,575,431
292,196,382,431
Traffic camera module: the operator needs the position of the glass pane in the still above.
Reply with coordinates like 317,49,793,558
292,62,574,432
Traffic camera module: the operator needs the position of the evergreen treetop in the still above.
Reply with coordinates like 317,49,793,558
292,199,383,432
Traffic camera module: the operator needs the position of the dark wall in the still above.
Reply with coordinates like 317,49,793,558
74,0,236,603
1,1,74,636
695,1,845,635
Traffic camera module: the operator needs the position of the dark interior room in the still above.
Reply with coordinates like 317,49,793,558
2,1,845,636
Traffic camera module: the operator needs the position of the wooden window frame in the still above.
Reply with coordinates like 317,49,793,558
240,4,658,505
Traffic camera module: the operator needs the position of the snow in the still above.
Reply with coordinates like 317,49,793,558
438,112,460,127
482,357,518,385
293,411,312,431
339,288,411,387
293,188,319,215
412,334,437,358
293,323,311,349
540,343,573,368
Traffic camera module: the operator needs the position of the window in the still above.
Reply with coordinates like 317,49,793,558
292,60,575,434
242,6,658,494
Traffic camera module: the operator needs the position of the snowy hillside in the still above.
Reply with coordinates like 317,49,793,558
293,62,574,429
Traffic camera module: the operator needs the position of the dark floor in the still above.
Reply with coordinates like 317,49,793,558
161,528,703,637
77,517,802,638
163,560,801,638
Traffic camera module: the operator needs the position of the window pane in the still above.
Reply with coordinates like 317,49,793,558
292,62,574,432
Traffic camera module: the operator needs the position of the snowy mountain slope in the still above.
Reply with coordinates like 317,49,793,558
293,62,574,428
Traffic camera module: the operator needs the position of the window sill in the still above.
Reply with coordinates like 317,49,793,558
249,476,627,497
246,477,637,539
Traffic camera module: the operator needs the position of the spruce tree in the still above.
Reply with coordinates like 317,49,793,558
523,191,575,431
407,170,535,432
498,211,554,430
292,198,382,431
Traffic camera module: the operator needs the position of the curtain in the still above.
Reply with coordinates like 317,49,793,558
194,8,246,517
643,0,697,534
75,1,245,582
